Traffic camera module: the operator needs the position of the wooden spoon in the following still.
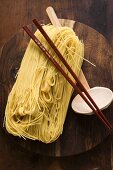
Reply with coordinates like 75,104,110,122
46,6,113,115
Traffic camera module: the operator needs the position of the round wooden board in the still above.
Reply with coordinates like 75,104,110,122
0,19,113,157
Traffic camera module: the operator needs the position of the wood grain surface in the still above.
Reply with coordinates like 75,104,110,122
0,0,113,169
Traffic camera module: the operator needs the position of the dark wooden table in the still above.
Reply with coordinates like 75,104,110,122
0,0,113,169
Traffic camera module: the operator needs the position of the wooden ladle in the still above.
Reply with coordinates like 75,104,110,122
46,6,113,115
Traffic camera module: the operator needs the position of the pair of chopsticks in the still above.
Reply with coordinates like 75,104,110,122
23,19,113,131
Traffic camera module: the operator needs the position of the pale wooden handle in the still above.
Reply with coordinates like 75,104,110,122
79,70,90,90
46,6,61,27
46,6,90,90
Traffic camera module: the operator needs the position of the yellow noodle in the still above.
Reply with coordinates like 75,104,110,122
4,25,84,143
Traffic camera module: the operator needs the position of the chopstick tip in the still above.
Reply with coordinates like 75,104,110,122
32,18,37,24
23,25,27,30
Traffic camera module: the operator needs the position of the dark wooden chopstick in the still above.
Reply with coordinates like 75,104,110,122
32,19,113,130
23,23,112,130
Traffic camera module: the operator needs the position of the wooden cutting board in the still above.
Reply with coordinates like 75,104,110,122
0,19,113,157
